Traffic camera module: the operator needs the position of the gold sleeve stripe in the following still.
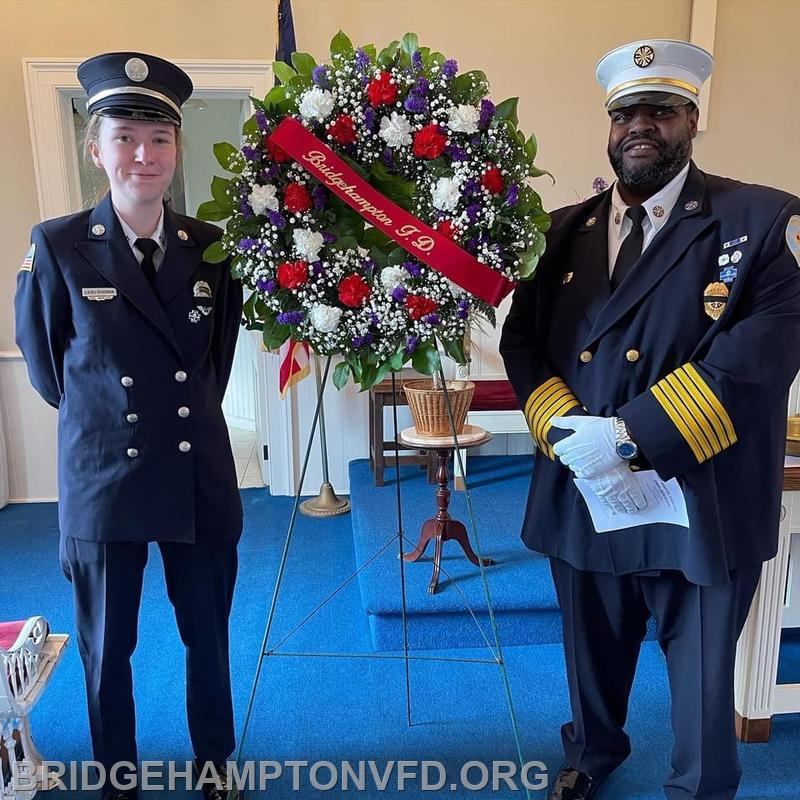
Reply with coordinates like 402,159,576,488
651,362,737,464
523,377,581,458
682,363,737,446
662,373,718,457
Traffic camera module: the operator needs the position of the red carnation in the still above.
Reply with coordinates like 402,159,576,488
338,274,371,307
436,220,458,241
277,260,309,289
405,295,439,320
412,124,448,159
367,71,398,108
327,114,357,145
284,182,313,213
482,165,505,194
266,137,292,163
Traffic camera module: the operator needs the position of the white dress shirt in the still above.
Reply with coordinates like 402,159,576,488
607,161,690,278
114,206,167,271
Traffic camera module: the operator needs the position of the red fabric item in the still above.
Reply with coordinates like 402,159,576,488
469,379,518,411
0,620,27,650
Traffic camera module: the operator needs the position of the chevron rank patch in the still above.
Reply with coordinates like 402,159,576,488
19,243,35,272
787,215,800,267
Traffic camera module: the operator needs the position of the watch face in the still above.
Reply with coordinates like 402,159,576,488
616,441,638,460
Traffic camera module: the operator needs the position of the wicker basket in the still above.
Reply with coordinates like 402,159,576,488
403,379,475,436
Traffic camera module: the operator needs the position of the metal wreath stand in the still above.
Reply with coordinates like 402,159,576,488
230,344,532,799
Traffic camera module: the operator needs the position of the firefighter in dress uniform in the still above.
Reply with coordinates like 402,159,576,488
15,52,244,800
501,40,800,800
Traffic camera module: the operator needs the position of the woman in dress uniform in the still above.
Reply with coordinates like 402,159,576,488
15,52,243,800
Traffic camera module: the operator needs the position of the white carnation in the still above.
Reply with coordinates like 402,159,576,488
446,104,480,134
293,228,325,262
248,184,279,216
379,112,413,148
298,87,335,122
309,304,342,333
380,266,407,293
431,176,462,212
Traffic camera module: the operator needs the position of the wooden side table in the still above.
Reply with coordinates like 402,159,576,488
400,428,495,594
734,462,800,741
369,379,434,486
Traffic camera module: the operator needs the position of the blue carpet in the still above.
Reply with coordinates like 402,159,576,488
1,468,799,798
349,456,563,650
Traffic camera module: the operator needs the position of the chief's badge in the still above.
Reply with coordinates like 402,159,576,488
786,215,800,268
703,282,729,320
19,243,35,273
192,280,213,318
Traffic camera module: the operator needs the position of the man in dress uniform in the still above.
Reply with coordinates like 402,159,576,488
15,53,243,800
501,40,800,800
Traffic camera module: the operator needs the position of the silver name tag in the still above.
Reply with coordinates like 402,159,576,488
82,287,118,301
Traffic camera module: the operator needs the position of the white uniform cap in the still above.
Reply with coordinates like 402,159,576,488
596,39,713,111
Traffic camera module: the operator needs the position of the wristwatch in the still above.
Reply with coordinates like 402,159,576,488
614,417,638,460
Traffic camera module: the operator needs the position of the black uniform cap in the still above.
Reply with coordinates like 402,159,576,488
77,52,193,127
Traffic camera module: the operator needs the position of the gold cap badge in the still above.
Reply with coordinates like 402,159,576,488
703,281,729,320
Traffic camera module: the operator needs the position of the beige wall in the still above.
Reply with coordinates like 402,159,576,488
1,0,798,352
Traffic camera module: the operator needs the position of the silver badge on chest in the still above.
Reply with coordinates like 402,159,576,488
190,280,213,322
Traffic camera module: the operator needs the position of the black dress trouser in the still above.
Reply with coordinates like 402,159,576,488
61,530,240,781
549,557,761,800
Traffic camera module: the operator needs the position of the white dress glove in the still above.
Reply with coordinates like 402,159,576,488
551,415,620,478
550,415,647,513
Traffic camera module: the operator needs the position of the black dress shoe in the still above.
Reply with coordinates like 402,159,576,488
548,767,605,800
194,760,243,800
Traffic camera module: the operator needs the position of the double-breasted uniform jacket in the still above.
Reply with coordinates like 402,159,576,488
500,163,800,585
15,193,243,544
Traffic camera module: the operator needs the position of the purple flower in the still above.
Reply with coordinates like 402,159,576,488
505,184,519,207
238,238,257,251
360,258,376,275
403,335,420,355
422,313,440,326
257,278,277,294
311,261,324,276
255,109,269,132
442,59,458,80
593,176,610,194
355,48,371,71
411,51,423,71
478,99,495,129
265,163,282,180
466,203,481,223
391,286,408,302
463,178,480,196
312,65,330,88
445,144,468,162
413,77,429,94
267,210,286,229
465,237,477,253
322,230,337,244
403,93,428,114
352,333,374,349
369,311,380,326
470,134,481,148
381,147,395,168
457,297,470,320
242,145,260,162
363,106,375,130
312,184,327,211
403,260,422,278
240,198,253,219
277,310,304,325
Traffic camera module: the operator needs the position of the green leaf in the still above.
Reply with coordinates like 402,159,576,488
202,240,227,264
387,246,408,266
213,142,243,174
330,30,354,57
272,60,297,85
368,246,388,268
288,74,313,93
412,344,441,376
263,85,286,108
242,116,259,137
401,32,419,59
377,41,400,66
449,70,489,104
442,336,468,365
361,227,392,250
373,361,392,388
524,132,538,162
209,175,233,213
528,164,556,183
361,44,377,61
494,97,519,126
291,52,316,75
262,315,291,350
389,349,407,371
196,200,228,222
333,361,351,390
331,235,359,252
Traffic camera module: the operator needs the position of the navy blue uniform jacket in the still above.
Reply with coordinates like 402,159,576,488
15,193,243,544
500,163,800,584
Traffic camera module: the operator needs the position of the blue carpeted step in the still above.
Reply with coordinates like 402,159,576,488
349,455,563,650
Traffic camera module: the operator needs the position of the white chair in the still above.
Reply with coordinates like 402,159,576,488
1,617,68,799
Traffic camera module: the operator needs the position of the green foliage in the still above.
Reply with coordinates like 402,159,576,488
213,142,243,174
202,240,228,264
441,336,468,365
272,60,297,85
261,312,292,350
209,176,233,214
401,32,419,59
411,343,441,375
377,41,400,66
330,30,354,57
333,360,351,390
291,52,317,75
449,70,489,104
494,97,519,126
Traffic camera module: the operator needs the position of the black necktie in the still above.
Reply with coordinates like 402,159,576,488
135,238,159,284
611,205,647,291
